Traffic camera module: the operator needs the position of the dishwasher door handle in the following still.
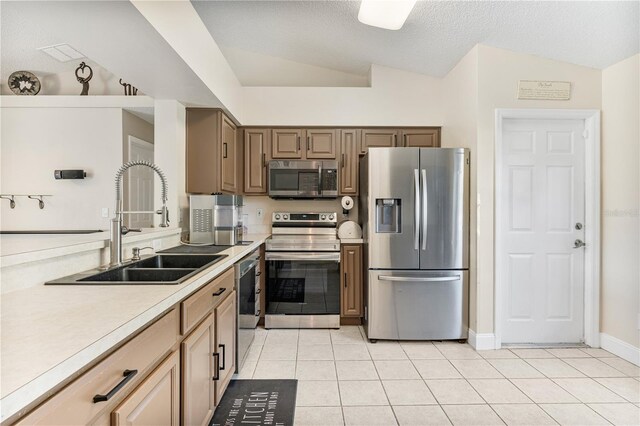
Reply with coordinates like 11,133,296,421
378,275,460,283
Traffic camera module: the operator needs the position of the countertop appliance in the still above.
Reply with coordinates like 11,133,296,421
235,249,260,372
265,212,340,328
360,148,470,341
268,160,338,199
189,195,243,245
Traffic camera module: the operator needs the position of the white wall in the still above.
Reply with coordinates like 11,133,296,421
242,64,443,126
601,54,640,349
0,107,123,230
475,45,603,334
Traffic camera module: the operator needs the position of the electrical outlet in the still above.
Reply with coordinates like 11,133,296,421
152,239,162,250
257,208,263,219
101,207,109,218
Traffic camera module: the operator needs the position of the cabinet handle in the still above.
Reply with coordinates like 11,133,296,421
262,153,266,168
341,153,345,168
394,134,397,146
297,136,300,152
255,288,261,294
212,287,227,297
219,344,226,370
256,271,262,276
212,352,220,381
223,142,228,159
344,272,348,288
93,369,138,403
307,136,310,151
403,134,407,147
256,309,261,317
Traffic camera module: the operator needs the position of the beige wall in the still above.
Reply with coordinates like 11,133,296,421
600,54,640,348
442,47,480,330
475,45,603,333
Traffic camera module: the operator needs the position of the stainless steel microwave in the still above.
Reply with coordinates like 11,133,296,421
268,160,338,198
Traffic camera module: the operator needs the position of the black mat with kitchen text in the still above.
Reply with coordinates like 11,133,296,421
210,379,297,426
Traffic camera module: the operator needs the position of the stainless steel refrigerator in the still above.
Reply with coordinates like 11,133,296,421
360,148,470,341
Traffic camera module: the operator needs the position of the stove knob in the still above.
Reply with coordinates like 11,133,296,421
328,214,335,221
275,214,281,220
321,214,326,220
283,214,288,220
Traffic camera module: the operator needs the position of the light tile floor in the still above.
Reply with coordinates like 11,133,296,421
236,326,640,426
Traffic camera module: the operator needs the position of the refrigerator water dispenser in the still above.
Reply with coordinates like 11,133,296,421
375,199,401,233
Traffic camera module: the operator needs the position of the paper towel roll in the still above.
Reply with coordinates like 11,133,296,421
341,196,354,211
338,220,362,239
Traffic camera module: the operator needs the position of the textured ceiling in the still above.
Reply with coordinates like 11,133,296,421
193,0,640,78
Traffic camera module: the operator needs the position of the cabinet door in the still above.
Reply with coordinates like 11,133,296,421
111,350,180,426
306,129,337,159
244,129,269,194
339,129,359,195
181,314,215,426
186,109,220,194
215,291,236,405
360,129,399,154
220,115,238,193
272,129,303,159
401,128,440,147
340,244,363,317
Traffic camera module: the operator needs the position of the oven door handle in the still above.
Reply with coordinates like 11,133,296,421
266,252,340,261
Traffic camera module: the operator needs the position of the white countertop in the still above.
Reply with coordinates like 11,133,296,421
0,234,269,422
340,238,364,244
0,227,181,268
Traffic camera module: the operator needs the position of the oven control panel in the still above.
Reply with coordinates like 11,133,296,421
272,212,337,224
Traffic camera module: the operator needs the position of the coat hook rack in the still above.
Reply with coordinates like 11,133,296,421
0,195,16,209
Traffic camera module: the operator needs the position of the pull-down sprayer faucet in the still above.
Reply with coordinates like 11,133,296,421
110,161,169,267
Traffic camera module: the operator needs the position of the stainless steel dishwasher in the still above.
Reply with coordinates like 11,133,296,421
235,249,260,372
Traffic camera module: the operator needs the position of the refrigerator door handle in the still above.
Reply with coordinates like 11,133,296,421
378,275,460,282
421,169,428,250
414,169,420,250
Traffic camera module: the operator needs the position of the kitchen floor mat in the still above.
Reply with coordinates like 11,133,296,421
210,379,297,426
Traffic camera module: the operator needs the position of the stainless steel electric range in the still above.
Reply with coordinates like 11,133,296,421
265,212,340,329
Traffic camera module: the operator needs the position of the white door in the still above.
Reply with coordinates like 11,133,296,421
127,136,154,229
500,118,586,344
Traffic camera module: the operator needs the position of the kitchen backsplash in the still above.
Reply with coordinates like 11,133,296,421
242,196,359,234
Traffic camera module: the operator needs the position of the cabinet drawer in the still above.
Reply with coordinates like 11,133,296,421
17,309,180,425
181,267,235,335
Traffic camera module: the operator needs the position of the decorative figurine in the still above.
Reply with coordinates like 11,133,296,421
75,62,93,95
119,79,138,96
8,71,41,95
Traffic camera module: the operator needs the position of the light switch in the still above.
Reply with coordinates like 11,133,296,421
101,207,109,218
257,208,263,219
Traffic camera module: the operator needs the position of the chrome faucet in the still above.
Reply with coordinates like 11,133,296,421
110,161,169,267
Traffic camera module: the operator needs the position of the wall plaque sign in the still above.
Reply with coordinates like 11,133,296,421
518,80,571,100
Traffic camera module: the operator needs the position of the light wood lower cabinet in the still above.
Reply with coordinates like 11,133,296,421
111,350,180,426
215,291,236,404
181,313,216,426
340,244,363,317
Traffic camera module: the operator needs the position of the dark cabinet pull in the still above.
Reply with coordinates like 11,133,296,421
256,309,261,316
403,134,407,147
262,153,266,168
344,272,348,288
223,143,228,159
297,136,300,152
219,344,226,370
212,352,220,381
93,369,138,403
393,134,397,146
341,153,345,168
212,287,227,297
307,136,310,151
255,288,261,294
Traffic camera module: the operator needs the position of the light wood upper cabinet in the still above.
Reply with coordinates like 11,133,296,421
360,129,399,154
111,350,180,426
181,313,215,426
401,128,440,147
220,115,238,193
271,128,303,159
306,129,337,159
243,129,269,194
339,129,359,195
186,109,240,195
341,244,363,317
215,291,236,405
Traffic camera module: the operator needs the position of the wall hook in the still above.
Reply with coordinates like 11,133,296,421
28,195,46,209
1,195,16,209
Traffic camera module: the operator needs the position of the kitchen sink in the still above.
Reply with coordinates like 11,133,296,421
46,253,228,285
130,254,224,269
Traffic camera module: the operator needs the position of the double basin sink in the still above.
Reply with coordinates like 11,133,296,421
46,254,227,285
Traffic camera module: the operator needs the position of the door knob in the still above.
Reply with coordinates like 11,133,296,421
573,239,586,249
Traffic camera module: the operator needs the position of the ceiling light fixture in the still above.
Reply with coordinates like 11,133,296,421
38,44,85,62
358,0,417,30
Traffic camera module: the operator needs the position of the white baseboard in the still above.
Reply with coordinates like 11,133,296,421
468,329,496,350
600,333,640,366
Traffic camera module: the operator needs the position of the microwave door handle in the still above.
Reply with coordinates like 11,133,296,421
414,169,420,250
318,163,323,196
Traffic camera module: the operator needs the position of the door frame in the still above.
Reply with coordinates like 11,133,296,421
126,135,154,227
494,108,601,349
